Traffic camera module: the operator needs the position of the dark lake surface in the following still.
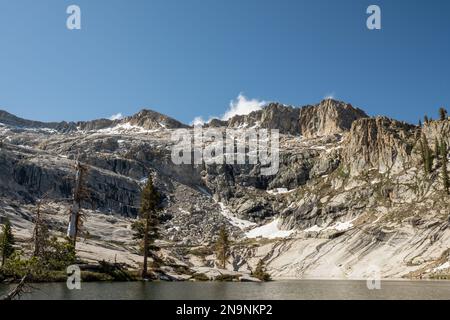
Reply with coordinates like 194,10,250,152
1,280,449,300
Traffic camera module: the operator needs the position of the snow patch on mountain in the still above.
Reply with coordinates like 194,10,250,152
433,261,450,272
95,122,159,135
267,188,293,195
0,122,57,135
304,218,356,233
246,218,295,239
109,113,124,121
218,202,256,230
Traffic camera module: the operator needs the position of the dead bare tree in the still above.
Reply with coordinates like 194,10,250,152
0,275,30,300
32,193,51,258
67,157,90,248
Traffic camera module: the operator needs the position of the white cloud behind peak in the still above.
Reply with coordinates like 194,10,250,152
109,113,124,121
189,93,267,126
191,116,206,126
324,92,336,100
221,94,266,121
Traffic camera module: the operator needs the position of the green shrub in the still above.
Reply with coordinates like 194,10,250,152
0,237,76,281
251,260,272,282
214,274,239,282
191,273,210,281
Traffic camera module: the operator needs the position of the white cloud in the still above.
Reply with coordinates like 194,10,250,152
221,94,266,121
190,116,206,126
109,113,124,121
324,92,336,100
189,93,266,126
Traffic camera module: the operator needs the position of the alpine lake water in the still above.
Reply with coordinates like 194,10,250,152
0,280,449,300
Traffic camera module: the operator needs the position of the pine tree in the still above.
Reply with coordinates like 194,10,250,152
420,134,432,174
418,119,422,127
251,259,271,281
424,115,429,124
419,139,426,172
0,219,15,267
439,107,448,121
435,137,440,161
441,139,448,159
441,139,449,194
132,175,161,279
215,226,230,269
442,158,449,195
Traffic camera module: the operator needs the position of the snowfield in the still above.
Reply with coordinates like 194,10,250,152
266,188,293,195
246,218,296,239
218,202,256,230
95,122,159,135
304,218,356,233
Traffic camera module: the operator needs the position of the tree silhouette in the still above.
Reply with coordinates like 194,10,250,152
439,107,448,121
215,226,230,269
132,175,161,279
0,219,15,267
441,139,449,194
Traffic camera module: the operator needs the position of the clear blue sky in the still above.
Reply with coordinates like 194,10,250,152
0,0,449,124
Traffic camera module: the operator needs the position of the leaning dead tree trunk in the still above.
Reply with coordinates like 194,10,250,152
0,275,28,301
142,214,150,279
33,194,51,258
33,199,44,257
67,159,87,247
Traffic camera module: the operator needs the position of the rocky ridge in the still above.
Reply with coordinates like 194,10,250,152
0,99,449,280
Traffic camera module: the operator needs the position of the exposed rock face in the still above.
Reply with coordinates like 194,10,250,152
1,101,449,280
206,118,228,128
76,118,116,131
75,109,189,131
223,99,368,137
342,117,418,175
227,103,301,134
126,109,188,130
0,144,140,216
422,119,450,147
298,99,368,138
0,110,76,132
0,108,188,133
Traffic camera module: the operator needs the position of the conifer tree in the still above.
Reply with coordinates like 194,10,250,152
420,134,432,174
439,107,448,121
441,139,449,194
424,115,429,124
132,176,161,278
215,226,230,269
0,219,15,267
419,139,426,171
441,139,448,158
252,259,272,281
435,137,440,161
